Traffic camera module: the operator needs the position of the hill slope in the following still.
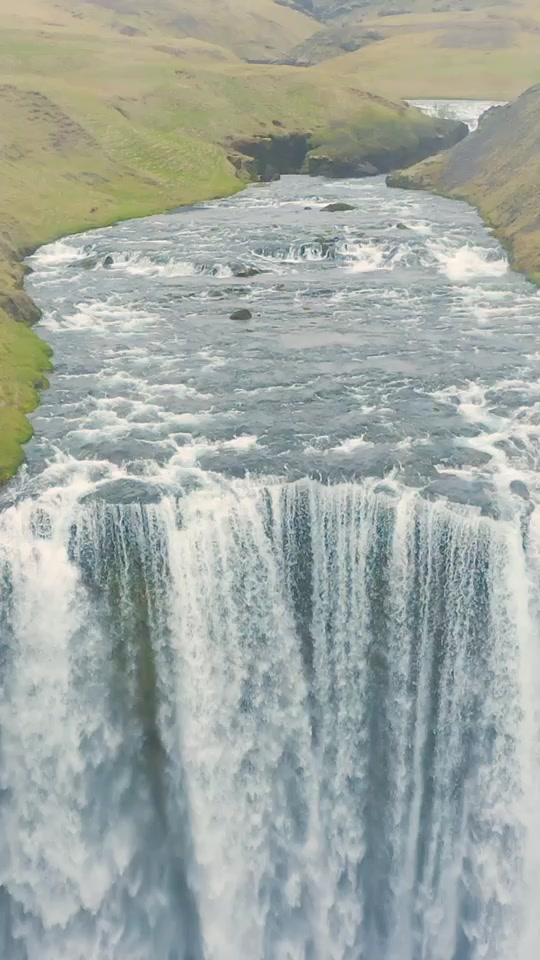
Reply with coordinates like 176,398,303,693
282,0,501,18
388,85,540,281
282,1,540,99
0,0,315,60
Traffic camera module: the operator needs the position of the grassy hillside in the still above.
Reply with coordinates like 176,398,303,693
287,24,384,65
285,1,540,99
388,85,540,281
1,0,315,60
0,0,467,481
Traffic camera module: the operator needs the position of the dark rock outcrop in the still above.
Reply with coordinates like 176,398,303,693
230,308,252,321
227,133,310,183
0,290,41,325
226,115,467,185
321,202,355,212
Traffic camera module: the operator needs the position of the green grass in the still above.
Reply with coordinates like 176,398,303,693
0,0,315,61
0,314,52,481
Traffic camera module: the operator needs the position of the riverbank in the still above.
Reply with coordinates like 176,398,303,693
387,86,540,285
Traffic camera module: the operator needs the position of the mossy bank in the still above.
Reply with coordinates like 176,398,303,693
387,86,540,284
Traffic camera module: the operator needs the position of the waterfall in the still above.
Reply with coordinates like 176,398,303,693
0,477,538,960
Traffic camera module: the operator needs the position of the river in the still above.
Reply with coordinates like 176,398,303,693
0,102,539,960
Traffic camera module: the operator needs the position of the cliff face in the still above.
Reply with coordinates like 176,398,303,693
388,86,540,282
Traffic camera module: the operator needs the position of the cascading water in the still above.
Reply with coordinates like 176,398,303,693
0,479,538,959
1,100,540,959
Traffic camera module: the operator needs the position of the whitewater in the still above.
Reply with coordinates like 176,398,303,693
0,102,539,960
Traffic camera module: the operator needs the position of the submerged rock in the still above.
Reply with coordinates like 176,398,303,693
233,266,263,278
103,255,114,268
230,308,252,321
312,236,338,257
322,202,355,213
510,479,530,501
81,478,163,505
77,256,99,270
396,222,409,230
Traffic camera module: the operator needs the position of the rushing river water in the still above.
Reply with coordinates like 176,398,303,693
0,102,539,960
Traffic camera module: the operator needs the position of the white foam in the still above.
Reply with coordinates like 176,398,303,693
104,253,233,279
429,242,508,282
32,240,88,267
431,381,540,504
253,242,331,265
171,435,260,467
330,436,373,454
41,300,160,334
409,99,506,131
306,436,374,456
344,241,388,273
222,435,258,451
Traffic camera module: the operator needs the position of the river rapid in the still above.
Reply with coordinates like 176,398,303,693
0,102,539,960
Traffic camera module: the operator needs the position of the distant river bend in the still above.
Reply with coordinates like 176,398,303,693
0,101,539,960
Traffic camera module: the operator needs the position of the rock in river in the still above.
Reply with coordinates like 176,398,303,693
230,308,252,321
322,202,355,213
233,266,262,278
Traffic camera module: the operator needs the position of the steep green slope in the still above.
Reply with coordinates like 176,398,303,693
388,85,540,281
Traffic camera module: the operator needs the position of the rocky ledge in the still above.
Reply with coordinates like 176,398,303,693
226,109,468,183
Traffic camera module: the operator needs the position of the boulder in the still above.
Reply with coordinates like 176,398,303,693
78,256,98,270
230,308,252,321
103,255,114,268
396,222,409,230
321,202,355,213
313,236,338,257
233,266,262,278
